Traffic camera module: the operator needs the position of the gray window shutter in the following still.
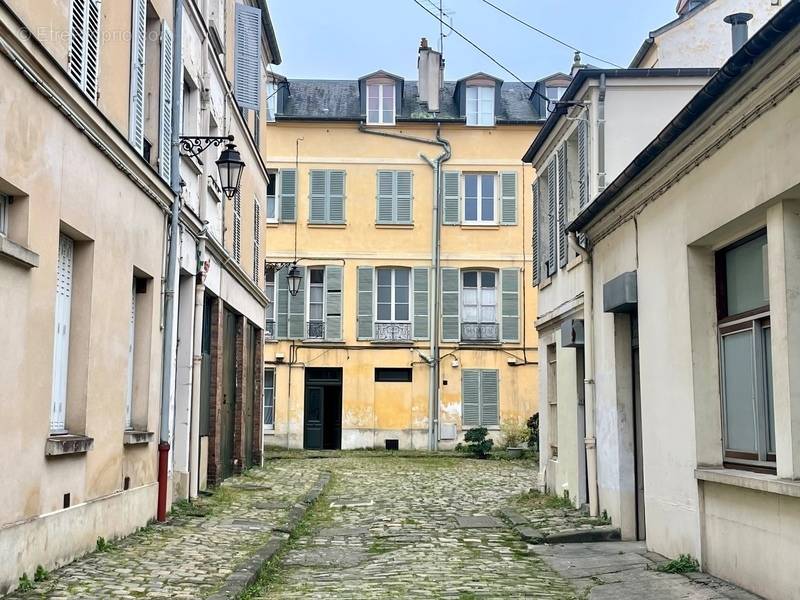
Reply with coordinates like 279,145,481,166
578,119,589,208
441,267,460,342
288,266,306,338
234,3,261,111
396,171,412,223
233,190,242,263
557,144,568,267
547,163,557,277
279,169,296,223
532,179,540,286
376,171,394,223
84,0,101,102
69,0,102,102
276,267,289,339
462,370,480,427
500,172,517,225
501,268,520,343
309,170,326,223
325,266,343,341
443,171,460,225
328,170,346,223
68,0,87,89
480,370,499,426
158,21,173,183
357,266,374,340
413,267,429,340
128,0,146,152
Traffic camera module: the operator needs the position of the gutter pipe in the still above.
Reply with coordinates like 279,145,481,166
597,74,607,193
158,0,184,522
569,232,598,517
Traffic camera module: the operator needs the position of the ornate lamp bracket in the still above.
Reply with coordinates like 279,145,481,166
179,134,235,159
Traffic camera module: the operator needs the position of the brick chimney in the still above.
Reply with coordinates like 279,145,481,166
417,37,443,112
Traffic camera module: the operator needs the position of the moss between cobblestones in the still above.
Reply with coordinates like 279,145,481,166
513,489,575,510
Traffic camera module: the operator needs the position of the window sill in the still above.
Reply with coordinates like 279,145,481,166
45,434,94,457
458,341,502,348
370,340,414,346
695,467,800,498
307,223,346,229
263,427,276,435
0,236,39,268
265,221,279,228
539,276,552,290
123,430,154,445
460,224,500,230
375,223,414,229
566,255,584,272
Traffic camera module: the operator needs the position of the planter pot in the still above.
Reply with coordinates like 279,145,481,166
507,447,524,459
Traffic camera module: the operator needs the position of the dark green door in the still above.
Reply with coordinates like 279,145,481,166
221,309,237,479
304,386,324,450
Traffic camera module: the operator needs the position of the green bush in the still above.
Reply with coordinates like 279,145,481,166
463,427,493,459
18,573,33,592
526,413,539,451
34,565,49,582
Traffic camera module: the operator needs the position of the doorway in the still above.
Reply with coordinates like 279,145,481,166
631,313,646,540
304,368,342,450
221,308,237,479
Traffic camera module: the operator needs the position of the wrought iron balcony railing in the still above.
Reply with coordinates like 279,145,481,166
265,319,276,340
307,320,325,339
374,321,412,342
461,322,499,342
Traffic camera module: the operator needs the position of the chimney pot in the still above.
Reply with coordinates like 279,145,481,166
724,12,753,53
420,37,429,50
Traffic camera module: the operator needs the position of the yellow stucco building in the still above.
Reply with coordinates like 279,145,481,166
261,41,546,450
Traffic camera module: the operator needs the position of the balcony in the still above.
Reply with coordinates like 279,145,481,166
461,322,499,343
265,320,276,340
374,322,412,342
307,320,325,339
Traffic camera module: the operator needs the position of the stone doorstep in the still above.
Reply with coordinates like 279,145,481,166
45,434,94,457
516,525,621,545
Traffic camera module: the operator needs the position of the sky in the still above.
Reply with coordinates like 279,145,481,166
266,0,679,82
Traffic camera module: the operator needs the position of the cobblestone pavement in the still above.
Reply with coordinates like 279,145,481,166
9,460,328,599
249,454,578,600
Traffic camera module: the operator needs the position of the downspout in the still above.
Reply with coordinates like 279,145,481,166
358,123,450,451
597,74,607,193
158,0,184,522
569,232,598,517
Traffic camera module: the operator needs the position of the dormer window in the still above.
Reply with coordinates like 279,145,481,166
466,85,494,126
546,86,567,115
367,82,395,125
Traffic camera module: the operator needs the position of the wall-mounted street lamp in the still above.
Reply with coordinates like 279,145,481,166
286,264,302,297
179,134,245,199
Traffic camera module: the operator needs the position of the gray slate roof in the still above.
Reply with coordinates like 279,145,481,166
278,80,544,124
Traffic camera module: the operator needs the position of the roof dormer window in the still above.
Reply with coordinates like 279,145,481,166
545,85,567,115
367,81,395,125
466,85,494,126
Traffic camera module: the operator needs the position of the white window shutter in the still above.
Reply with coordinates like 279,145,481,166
234,4,262,111
233,190,242,263
252,199,261,284
51,235,74,433
129,0,147,153
68,0,87,87
158,21,173,183
69,0,102,102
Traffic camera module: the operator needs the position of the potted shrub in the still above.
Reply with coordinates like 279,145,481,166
501,419,529,458
463,427,493,459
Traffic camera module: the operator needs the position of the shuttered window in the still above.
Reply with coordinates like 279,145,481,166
128,0,146,152
288,266,306,338
532,180,541,286
500,268,520,342
309,170,346,224
412,267,429,340
279,169,296,223
233,190,242,263
158,21,174,183
376,171,413,224
51,234,74,433
357,266,374,340
546,162,557,277
125,279,136,429
463,174,495,225
577,119,589,208
557,144,568,267
263,369,275,428
442,171,460,225
252,199,261,285
325,266,343,341
441,267,460,342
69,0,102,102
307,268,325,339
276,266,289,339
234,3,261,111
0,194,8,236
462,369,499,427
500,172,517,225
265,268,275,339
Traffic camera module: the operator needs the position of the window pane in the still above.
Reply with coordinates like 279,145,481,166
463,271,478,288
310,286,323,302
394,269,409,286
368,110,379,123
266,195,276,219
309,304,323,320
722,330,758,453
464,175,477,198
465,197,478,221
395,284,409,304
463,288,478,306
377,303,391,321
310,269,324,284
395,303,409,321
480,288,496,306
481,271,495,288
480,305,496,323
764,326,775,454
481,176,494,221
377,285,391,303
725,234,769,315
463,306,478,322
377,269,391,285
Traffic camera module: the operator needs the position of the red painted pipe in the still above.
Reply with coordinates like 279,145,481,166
157,441,170,522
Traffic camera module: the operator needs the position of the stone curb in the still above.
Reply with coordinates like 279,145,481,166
207,471,332,600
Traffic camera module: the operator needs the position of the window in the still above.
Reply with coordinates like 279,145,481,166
309,170,346,224
266,81,278,122
466,85,494,126
367,82,395,125
462,369,499,427
232,190,242,263
265,268,275,339
252,199,261,285
375,267,411,341
545,86,567,115
0,194,8,236
375,368,413,382
68,0,102,102
463,174,495,224
51,234,74,433
263,369,275,429
266,172,278,222
376,171,413,224
461,271,498,342
547,344,558,457
307,268,325,338
716,231,774,469
125,279,136,429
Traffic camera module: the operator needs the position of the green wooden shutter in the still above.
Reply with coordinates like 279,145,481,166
288,265,305,338
480,370,499,426
276,266,289,338
234,3,261,111
328,170,346,223
557,144,568,268
309,170,327,223
158,21,173,183
500,172,517,225
532,179,540,286
501,268,520,342
578,119,589,207
376,171,394,223
325,266,343,341
357,266,374,340
462,369,480,427
441,267,460,342
442,171,460,225
413,267,429,340
279,169,296,223
547,163,557,277
396,171,413,223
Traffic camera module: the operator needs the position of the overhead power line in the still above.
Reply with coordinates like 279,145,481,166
478,0,624,69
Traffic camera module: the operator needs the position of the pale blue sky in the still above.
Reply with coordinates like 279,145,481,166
267,0,678,81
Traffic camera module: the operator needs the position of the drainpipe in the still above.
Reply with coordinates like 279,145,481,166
597,74,606,193
358,124,450,451
157,0,184,522
569,232,598,517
